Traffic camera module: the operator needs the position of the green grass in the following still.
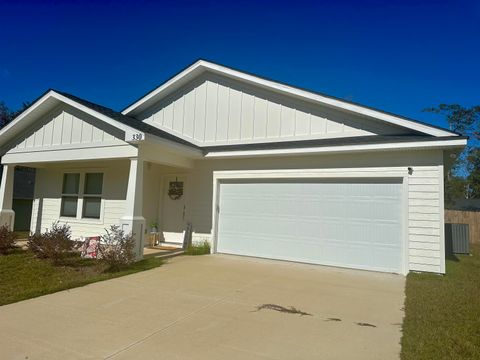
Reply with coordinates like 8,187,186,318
401,244,480,360
185,240,211,255
0,250,163,306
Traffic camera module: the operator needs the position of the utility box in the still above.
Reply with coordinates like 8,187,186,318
445,223,470,255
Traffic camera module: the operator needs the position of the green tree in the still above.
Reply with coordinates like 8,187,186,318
0,101,31,128
425,104,480,202
466,148,480,198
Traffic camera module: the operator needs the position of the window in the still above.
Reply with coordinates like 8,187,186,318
60,172,104,219
60,173,80,217
82,173,103,219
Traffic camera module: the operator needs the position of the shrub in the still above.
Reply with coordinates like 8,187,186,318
0,225,17,255
185,240,211,255
27,222,74,264
98,225,135,271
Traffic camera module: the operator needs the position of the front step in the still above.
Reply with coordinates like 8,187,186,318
154,249,184,259
157,241,184,249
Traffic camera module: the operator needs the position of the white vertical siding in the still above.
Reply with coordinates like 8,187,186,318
193,82,207,142
204,81,218,143
140,73,413,147
11,105,124,153
183,90,195,139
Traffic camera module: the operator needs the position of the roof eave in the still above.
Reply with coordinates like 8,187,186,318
204,137,467,159
121,59,458,138
0,90,144,150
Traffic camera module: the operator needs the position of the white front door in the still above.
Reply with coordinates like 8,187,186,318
161,175,187,243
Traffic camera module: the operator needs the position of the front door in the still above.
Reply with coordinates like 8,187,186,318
161,175,187,243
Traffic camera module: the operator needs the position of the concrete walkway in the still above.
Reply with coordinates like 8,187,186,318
0,255,405,359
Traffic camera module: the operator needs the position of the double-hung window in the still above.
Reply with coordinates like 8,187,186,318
82,173,103,219
60,173,80,217
60,172,104,219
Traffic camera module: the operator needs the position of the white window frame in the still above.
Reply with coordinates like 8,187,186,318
59,169,106,224
60,172,80,218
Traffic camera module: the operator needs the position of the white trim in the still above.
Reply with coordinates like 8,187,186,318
1,144,138,164
0,90,145,147
402,173,410,276
211,168,409,275
123,60,456,137
439,161,446,274
52,92,141,138
122,61,203,115
6,140,126,154
59,169,106,224
204,138,467,158
0,92,52,136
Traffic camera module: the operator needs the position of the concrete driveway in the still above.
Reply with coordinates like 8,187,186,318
0,255,405,359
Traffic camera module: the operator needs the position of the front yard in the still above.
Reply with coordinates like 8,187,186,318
0,249,163,306
402,243,480,359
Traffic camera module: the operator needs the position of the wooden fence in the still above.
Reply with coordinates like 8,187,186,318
445,210,480,244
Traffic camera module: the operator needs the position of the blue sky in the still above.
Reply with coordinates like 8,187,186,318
0,0,479,129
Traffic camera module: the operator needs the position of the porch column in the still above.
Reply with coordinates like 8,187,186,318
0,164,15,230
120,158,146,260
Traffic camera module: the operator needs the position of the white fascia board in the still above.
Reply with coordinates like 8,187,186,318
204,138,467,159
52,92,145,142
0,90,145,146
121,61,203,115
122,60,456,137
201,62,455,137
2,144,137,164
0,91,53,138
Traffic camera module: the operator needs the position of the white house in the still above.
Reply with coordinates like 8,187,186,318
0,60,466,274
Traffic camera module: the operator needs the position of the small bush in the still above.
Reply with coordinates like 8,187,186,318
185,240,211,255
98,225,135,271
27,222,74,264
0,225,17,255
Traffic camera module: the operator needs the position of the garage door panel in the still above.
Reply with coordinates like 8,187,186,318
217,180,403,273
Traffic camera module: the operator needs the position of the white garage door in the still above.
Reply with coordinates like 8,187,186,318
216,179,403,273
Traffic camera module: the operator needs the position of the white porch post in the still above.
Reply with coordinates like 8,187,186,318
0,164,15,230
120,158,146,260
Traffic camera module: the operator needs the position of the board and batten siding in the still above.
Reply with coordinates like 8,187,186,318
139,73,411,147
8,104,125,154
30,161,129,239
186,150,444,273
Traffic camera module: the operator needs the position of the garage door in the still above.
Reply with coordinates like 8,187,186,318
216,179,403,273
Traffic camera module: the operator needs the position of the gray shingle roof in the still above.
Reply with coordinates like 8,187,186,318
55,90,202,149
26,90,464,155
202,134,466,152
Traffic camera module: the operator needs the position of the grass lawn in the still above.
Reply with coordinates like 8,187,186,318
401,243,480,359
0,250,163,306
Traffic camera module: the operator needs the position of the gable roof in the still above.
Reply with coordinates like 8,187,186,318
121,59,458,138
0,61,466,160
55,91,202,149
0,89,201,152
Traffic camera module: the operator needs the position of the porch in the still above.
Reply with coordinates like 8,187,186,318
0,145,201,259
